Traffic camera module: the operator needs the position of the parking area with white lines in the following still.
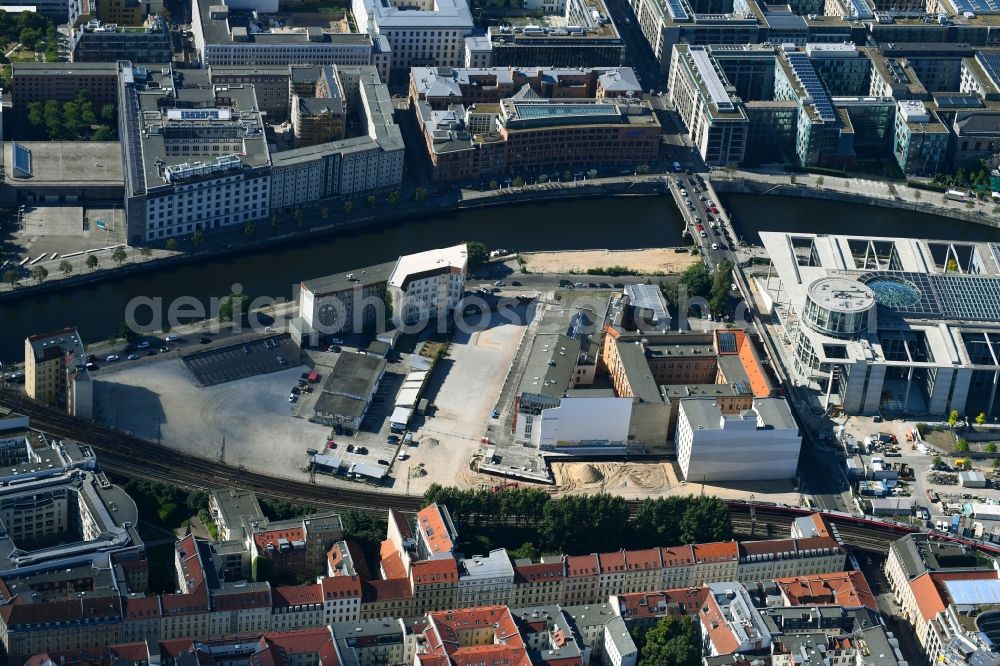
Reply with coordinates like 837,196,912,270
183,334,301,386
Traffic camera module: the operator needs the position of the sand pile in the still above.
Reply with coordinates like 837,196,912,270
569,464,603,484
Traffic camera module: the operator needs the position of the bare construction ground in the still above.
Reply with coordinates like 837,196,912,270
400,313,529,496
519,248,696,275
93,359,340,487
551,461,802,503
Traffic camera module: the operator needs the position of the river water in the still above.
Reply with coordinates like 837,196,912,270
0,194,994,360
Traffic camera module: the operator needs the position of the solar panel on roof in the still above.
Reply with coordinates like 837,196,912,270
933,93,982,108
978,52,1000,87
665,0,690,21
717,332,737,353
786,52,837,122
12,142,31,177
951,0,1000,13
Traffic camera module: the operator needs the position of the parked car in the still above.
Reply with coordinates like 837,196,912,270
288,394,297,403
146,349,157,356
494,280,505,286
276,355,287,365
398,452,407,461
166,335,178,342
329,337,344,345
199,337,211,344
106,354,120,362
127,354,139,361
137,341,150,349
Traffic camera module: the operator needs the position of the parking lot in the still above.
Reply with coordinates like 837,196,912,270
183,334,300,386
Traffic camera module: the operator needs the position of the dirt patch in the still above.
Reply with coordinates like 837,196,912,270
568,464,603,484
519,248,695,275
923,428,956,451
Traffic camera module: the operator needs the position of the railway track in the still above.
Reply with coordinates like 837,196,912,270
0,390,958,555
0,390,423,514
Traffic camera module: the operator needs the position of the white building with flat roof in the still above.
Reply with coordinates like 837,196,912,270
456,549,514,608
759,231,1000,418
387,244,468,326
352,0,474,72
675,397,801,482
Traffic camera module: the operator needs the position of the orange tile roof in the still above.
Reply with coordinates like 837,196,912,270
615,587,708,620
700,594,740,655
412,558,458,585
693,542,738,563
380,539,409,580
660,546,695,568
417,504,455,557
775,571,878,611
175,534,205,592
123,595,161,619
910,573,946,623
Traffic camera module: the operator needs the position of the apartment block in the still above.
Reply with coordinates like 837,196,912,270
12,62,120,110
24,327,92,418
70,15,171,63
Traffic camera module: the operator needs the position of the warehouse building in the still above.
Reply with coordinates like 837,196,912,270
313,352,387,429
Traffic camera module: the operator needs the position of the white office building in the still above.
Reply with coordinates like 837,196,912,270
455,549,514,608
352,0,474,72
675,397,801,482
387,244,468,326
759,231,1000,418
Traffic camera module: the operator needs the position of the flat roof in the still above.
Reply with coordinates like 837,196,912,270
5,141,123,184
315,352,386,419
388,244,467,290
518,333,580,400
301,261,396,296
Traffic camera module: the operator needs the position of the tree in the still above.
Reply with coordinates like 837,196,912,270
977,412,987,426
85,254,99,271
914,190,922,201
957,438,970,453
243,221,256,236
563,171,572,181
637,615,701,666
388,190,401,206
111,247,127,266
139,247,152,259
19,26,37,49
165,238,178,252
100,103,115,124
192,229,204,245
680,496,732,544
270,214,280,231
3,269,18,289
465,241,490,271
91,126,114,141
932,455,943,469
987,443,997,454
636,164,651,175
43,99,61,140
366,195,377,209
816,176,824,187
292,209,304,227
26,100,42,128
948,409,960,428
708,260,734,317
58,259,72,277
489,179,499,190
512,176,525,188
218,292,252,322
343,200,354,214
994,458,1000,472
414,187,428,203
679,262,711,299
319,207,329,221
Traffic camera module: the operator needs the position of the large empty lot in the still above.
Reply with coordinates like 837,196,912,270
94,359,333,484
400,311,529,495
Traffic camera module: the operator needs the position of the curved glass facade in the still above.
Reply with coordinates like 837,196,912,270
803,292,871,338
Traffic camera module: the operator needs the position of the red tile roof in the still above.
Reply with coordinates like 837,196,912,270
625,548,663,572
321,575,362,599
266,626,338,660
273,584,323,609
175,534,206,593
254,527,307,552
566,554,600,577
911,570,1000,623
599,551,626,573
362,578,413,603
775,571,878,611
211,587,271,612
123,595,161,619
615,587,708,621
513,561,564,584
424,606,531,666
416,504,455,557
391,509,414,540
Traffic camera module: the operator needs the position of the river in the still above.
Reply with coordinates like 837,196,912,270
0,193,994,360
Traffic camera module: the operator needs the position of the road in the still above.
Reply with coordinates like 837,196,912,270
602,0,664,92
